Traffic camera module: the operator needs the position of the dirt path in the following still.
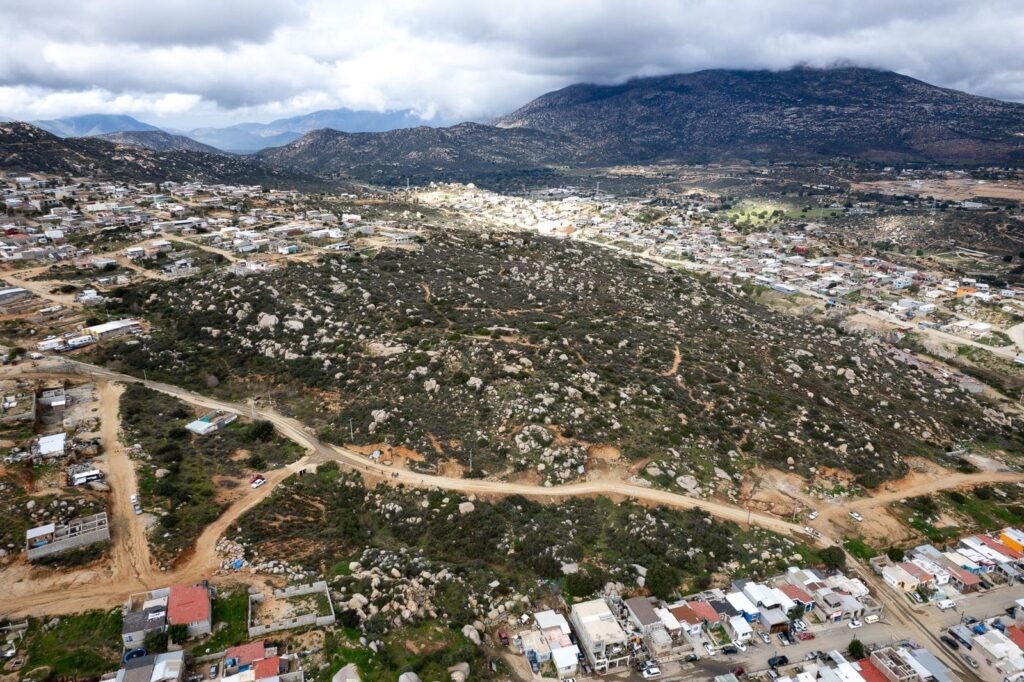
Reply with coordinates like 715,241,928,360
3,358,1023,621
99,382,151,585
660,343,682,376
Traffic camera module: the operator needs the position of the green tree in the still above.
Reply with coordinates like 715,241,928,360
167,623,189,645
886,546,905,562
143,629,168,653
787,603,805,621
248,420,275,442
848,638,865,660
820,546,846,572
645,563,679,600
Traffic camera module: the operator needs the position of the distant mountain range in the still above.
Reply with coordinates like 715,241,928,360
257,67,1024,183
96,129,223,154
31,114,160,138
5,67,1024,187
0,121,330,189
185,108,446,153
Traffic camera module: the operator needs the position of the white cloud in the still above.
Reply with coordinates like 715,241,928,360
0,0,1022,128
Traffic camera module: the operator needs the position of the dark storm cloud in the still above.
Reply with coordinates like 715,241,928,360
1,0,1022,127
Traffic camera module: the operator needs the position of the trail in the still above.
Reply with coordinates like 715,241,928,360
2,357,1022,634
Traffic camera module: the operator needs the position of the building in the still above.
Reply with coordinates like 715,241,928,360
973,629,1024,682
167,584,212,638
569,599,630,673
185,410,238,436
114,650,184,682
84,318,140,341
727,615,753,644
25,512,110,561
624,597,663,634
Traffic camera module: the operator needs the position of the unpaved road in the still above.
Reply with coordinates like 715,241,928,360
3,358,1022,634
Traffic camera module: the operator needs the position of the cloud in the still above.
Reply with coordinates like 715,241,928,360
0,0,1022,128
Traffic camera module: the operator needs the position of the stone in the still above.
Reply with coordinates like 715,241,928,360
461,624,481,646
458,502,475,515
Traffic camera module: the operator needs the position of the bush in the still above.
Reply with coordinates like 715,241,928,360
848,638,865,660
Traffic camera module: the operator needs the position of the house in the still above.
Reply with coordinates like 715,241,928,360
85,318,140,341
759,607,790,634
115,650,184,682
624,597,663,634
777,583,815,613
1000,528,1024,553
122,603,167,648
725,591,759,622
972,629,1024,682
569,599,630,673
688,599,724,625
167,584,212,638
34,432,67,459
221,640,303,682
668,604,705,637
727,615,753,644
185,410,237,436
881,564,919,593
551,645,581,679
26,512,110,561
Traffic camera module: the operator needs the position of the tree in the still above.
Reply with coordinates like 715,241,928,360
886,546,905,562
248,419,275,442
848,638,865,660
787,603,805,621
820,546,846,572
167,623,189,645
142,629,167,654
645,563,678,601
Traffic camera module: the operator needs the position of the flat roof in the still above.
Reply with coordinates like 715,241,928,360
86,318,138,335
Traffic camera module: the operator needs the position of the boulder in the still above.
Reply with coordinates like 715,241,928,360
461,624,481,646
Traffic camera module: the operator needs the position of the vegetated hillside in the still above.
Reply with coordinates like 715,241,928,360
496,67,1024,165
96,231,1019,492
257,67,1024,182
256,122,576,184
31,113,160,137
0,122,334,189
94,129,223,154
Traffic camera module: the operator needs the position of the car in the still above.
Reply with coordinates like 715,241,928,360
722,645,739,655
684,654,700,663
582,663,593,676
250,475,266,489
497,630,509,646
807,510,819,520
848,511,864,522
797,632,815,641
940,635,960,650
704,642,716,656
768,655,789,668
133,502,143,515
641,668,661,679
848,620,863,629
130,494,138,504
793,619,807,632
935,599,956,610
962,654,978,669
208,664,218,680
730,667,745,677
758,631,771,644
778,633,790,646
964,616,979,625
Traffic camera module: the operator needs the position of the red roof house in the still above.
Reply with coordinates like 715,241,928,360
167,584,212,637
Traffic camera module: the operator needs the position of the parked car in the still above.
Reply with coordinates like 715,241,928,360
684,654,700,663
704,642,716,656
797,632,815,641
208,664,218,680
758,631,771,644
722,645,739,655
641,664,662,679
962,654,978,669
497,630,509,646
768,655,789,669
130,494,138,504
848,620,863,629
250,474,267,489
940,635,960,650
807,510,819,520
848,511,864,522
133,502,143,515
730,667,745,677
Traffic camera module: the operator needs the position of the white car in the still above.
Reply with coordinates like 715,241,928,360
641,665,661,679
130,494,138,504
936,599,956,610
848,511,864,522
807,510,819,520
848,620,863,629
704,642,716,656
250,476,267,489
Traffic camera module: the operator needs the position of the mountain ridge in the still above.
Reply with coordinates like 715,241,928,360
94,129,224,154
31,113,160,138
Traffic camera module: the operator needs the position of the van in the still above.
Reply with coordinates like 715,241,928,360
864,614,880,624
936,599,956,611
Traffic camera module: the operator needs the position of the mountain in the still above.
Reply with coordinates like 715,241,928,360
495,67,1024,165
255,68,1024,183
188,107,444,153
31,113,160,138
95,129,223,154
0,122,331,189
256,122,577,184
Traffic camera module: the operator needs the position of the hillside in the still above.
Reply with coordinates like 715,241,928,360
31,113,160,138
256,122,577,183
94,129,223,154
495,67,1024,164
94,230,1021,493
255,68,1024,183
0,122,331,189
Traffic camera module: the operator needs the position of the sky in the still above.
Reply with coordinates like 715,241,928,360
1,0,1023,130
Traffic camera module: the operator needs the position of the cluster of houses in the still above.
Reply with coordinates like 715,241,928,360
34,318,142,353
873,527,1024,597
516,565,883,677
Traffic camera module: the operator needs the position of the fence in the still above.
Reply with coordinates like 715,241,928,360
247,581,335,637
